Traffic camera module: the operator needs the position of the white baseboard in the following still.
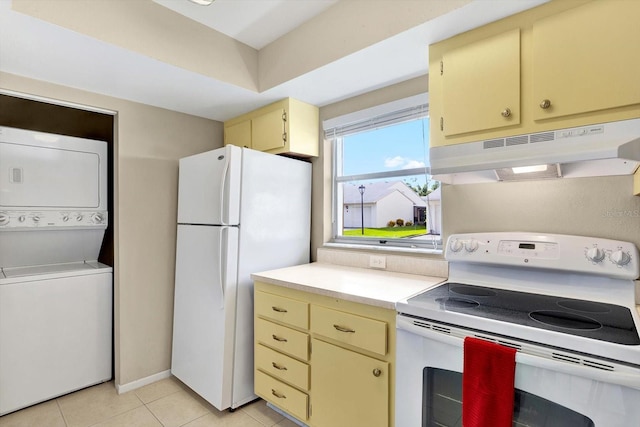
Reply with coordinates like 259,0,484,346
115,369,172,394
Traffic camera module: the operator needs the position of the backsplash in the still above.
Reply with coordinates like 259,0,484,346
317,247,448,278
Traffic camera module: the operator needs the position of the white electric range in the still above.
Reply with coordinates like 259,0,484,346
396,232,640,427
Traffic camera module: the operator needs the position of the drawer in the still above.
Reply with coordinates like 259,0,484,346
255,291,309,329
255,317,310,361
255,370,308,421
310,305,387,356
256,344,309,390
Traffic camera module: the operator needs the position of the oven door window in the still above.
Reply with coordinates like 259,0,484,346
423,368,595,427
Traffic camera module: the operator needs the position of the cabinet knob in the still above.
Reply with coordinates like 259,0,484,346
540,99,552,109
372,368,382,377
501,108,512,118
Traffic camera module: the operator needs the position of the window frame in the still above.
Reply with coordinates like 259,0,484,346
325,97,442,253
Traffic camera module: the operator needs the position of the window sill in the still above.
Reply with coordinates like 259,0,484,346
324,241,442,256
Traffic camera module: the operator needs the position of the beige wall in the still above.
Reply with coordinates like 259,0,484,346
0,72,223,387
442,175,640,249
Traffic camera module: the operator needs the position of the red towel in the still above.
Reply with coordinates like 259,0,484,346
462,337,517,427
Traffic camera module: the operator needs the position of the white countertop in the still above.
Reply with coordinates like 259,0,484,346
251,262,446,310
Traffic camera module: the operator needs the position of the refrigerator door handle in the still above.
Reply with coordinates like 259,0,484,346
219,151,230,226
218,226,227,310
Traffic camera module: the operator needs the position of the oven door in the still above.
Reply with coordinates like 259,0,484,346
396,316,640,427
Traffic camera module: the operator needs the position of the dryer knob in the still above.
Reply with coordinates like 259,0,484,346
0,212,9,226
92,213,103,224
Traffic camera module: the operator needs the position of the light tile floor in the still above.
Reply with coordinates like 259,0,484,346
0,377,299,427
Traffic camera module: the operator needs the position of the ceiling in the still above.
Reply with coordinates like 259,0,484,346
0,0,549,122
152,0,340,50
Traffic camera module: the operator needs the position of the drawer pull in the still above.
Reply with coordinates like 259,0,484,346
272,334,288,342
272,306,288,313
271,389,286,399
333,324,356,333
272,362,288,371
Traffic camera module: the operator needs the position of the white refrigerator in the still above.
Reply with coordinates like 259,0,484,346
171,145,311,410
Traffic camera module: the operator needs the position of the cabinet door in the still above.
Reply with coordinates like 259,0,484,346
532,0,640,120
224,120,251,148
442,29,520,136
311,339,389,427
252,108,286,152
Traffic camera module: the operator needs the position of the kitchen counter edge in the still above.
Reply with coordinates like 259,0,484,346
251,262,446,310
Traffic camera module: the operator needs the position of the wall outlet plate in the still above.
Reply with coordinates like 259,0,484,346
370,255,386,269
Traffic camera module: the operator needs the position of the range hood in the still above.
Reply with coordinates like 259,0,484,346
430,118,640,184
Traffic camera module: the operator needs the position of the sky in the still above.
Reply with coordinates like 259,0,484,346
341,117,431,187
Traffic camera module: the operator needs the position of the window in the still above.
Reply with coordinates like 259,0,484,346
326,98,441,251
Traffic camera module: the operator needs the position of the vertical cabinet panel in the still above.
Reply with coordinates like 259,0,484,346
310,339,389,427
442,29,521,136
532,0,640,120
224,120,251,149
251,108,286,152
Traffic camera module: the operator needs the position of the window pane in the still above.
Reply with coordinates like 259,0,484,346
331,110,441,249
341,118,430,176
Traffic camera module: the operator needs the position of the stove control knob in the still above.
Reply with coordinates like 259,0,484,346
62,214,70,222
18,215,26,222
0,212,9,226
586,247,605,263
449,239,464,252
465,239,479,253
76,214,84,222
610,250,631,266
32,215,41,223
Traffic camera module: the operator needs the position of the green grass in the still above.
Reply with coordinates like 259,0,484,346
343,226,427,238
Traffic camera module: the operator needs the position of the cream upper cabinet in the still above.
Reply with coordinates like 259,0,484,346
532,0,640,121
442,29,521,137
224,120,251,149
224,98,319,157
430,0,640,148
251,107,286,152
310,339,389,427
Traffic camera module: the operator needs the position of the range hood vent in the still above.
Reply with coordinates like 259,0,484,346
430,118,640,184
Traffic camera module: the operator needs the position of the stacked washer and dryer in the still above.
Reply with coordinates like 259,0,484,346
0,126,112,415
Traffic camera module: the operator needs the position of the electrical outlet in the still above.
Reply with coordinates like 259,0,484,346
369,255,386,269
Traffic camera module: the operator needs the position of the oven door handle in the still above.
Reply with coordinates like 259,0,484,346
397,317,640,391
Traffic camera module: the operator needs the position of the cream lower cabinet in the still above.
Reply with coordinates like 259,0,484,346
254,282,396,427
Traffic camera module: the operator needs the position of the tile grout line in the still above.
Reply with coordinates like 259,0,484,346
55,398,70,427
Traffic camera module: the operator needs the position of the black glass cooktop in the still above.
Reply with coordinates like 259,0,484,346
407,282,640,345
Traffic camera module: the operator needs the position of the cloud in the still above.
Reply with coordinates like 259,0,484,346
384,156,405,167
384,156,425,169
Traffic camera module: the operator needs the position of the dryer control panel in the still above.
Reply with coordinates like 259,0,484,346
0,210,108,229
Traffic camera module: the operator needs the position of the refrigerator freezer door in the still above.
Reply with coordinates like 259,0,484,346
171,224,239,410
177,145,241,226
